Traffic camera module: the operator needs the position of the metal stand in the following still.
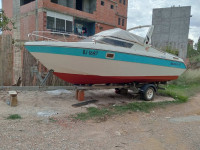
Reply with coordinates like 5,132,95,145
40,69,54,86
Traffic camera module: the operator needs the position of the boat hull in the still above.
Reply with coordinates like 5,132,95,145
25,43,186,84
54,72,178,84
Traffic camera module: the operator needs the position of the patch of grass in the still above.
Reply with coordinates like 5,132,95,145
74,101,172,120
158,84,200,103
74,107,115,120
49,117,57,123
7,114,22,120
160,69,200,103
171,69,200,85
190,55,200,64
74,69,200,121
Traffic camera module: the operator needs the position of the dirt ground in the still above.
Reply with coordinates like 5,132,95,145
0,89,200,150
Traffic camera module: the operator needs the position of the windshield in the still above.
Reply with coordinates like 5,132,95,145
99,38,134,48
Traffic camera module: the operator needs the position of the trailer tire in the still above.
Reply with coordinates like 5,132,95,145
143,86,155,101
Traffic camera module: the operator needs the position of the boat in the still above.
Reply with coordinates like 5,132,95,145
24,25,186,85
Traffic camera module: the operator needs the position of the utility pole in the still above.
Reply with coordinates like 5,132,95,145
35,0,39,40
0,39,3,87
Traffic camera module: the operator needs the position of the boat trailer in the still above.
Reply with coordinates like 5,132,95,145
0,69,165,101
0,82,163,101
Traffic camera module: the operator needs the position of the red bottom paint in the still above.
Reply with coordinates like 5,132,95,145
53,72,178,84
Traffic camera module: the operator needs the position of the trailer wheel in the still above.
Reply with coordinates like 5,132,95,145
143,87,155,101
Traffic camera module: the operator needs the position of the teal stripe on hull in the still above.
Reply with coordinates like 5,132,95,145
25,45,186,69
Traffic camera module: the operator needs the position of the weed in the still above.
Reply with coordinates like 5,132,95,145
74,107,115,120
48,117,57,123
74,69,200,121
7,114,22,120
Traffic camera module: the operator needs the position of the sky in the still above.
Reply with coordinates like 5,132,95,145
127,0,200,44
0,0,199,43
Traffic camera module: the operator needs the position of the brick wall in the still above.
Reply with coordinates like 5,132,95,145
3,0,128,40
2,0,13,18
2,0,128,86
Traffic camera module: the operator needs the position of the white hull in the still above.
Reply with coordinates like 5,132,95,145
31,52,185,77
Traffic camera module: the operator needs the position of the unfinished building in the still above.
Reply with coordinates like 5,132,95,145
2,0,128,85
4,0,128,40
151,6,191,58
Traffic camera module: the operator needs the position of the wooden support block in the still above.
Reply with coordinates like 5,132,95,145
8,91,18,107
76,90,79,100
77,90,85,101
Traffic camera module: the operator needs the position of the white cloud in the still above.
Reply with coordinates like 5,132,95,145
127,0,200,43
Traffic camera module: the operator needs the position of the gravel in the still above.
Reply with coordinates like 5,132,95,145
0,90,199,149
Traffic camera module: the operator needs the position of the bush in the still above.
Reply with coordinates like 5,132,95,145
164,46,179,56
171,69,200,85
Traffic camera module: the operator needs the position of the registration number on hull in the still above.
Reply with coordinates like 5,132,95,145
83,50,98,56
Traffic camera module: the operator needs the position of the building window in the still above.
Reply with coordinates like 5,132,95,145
47,16,55,30
76,0,83,11
66,20,72,32
101,1,104,6
119,0,122,3
123,0,126,5
122,19,125,26
20,0,35,6
51,0,58,4
110,5,114,9
47,15,73,33
56,18,65,32
118,18,121,25
50,0,74,8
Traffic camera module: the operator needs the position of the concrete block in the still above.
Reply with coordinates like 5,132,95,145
8,91,18,107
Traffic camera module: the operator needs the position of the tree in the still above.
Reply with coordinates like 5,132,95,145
197,37,200,52
0,9,14,32
187,43,199,58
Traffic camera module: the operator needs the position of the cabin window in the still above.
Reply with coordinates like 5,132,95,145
106,53,115,59
101,38,133,48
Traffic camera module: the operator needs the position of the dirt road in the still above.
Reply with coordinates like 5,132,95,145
0,90,200,150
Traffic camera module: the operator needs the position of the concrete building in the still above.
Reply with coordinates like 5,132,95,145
3,0,128,41
151,6,191,58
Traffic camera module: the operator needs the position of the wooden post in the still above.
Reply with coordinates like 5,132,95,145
8,91,18,107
